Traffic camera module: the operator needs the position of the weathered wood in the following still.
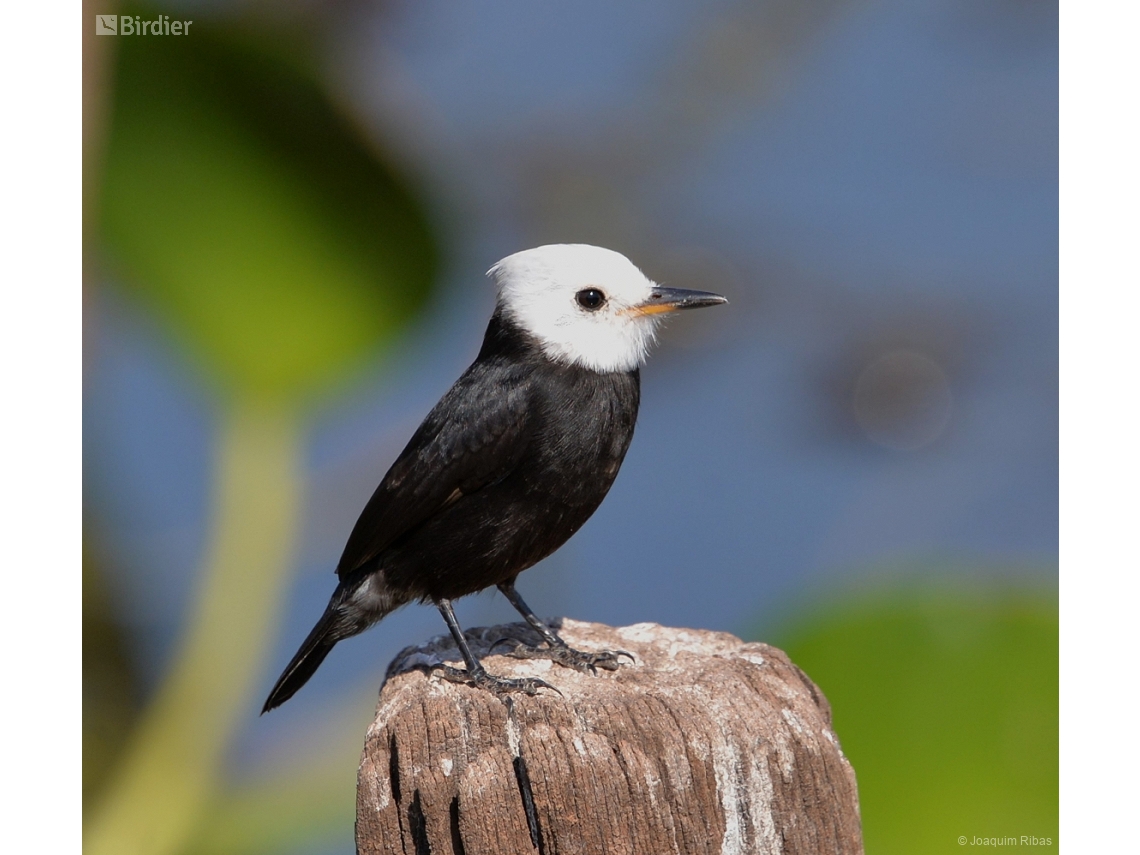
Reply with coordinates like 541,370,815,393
357,620,862,855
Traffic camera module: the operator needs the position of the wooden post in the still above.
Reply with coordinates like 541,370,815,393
357,620,862,854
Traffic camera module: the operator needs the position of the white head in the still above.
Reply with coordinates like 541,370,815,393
488,244,726,373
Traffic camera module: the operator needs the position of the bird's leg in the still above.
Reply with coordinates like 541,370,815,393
496,579,567,648
495,579,633,674
433,597,554,696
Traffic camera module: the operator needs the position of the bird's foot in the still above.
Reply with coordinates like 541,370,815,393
495,640,634,675
435,664,557,697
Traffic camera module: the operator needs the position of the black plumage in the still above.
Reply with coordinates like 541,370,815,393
263,244,725,711
263,312,639,710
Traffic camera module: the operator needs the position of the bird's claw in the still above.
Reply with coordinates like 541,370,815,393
488,636,519,653
435,664,559,697
612,649,637,665
498,641,633,675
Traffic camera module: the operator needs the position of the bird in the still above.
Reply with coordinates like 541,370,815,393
262,244,726,711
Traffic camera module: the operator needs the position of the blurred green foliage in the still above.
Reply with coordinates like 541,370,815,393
83,539,141,815
771,582,1058,853
99,10,438,402
189,728,362,855
85,10,444,855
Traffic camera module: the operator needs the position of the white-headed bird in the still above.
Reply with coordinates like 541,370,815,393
263,244,726,711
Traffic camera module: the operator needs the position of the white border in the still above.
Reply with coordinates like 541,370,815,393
1059,0,1139,847
2,0,83,849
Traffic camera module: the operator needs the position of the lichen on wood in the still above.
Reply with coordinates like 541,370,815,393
357,619,862,855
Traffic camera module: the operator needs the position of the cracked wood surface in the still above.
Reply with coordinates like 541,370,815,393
357,620,862,855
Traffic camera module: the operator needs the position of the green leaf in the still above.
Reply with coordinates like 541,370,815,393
768,584,1058,853
100,16,439,402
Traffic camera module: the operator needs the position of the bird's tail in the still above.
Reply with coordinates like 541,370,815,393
262,572,400,713
262,605,341,714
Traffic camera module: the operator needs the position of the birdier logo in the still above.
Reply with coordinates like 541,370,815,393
95,14,193,35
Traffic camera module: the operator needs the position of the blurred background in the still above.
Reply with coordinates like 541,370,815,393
82,1,1057,853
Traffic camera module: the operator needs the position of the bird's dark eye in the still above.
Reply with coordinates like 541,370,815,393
575,288,607,311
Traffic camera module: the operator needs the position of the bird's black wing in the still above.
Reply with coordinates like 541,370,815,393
335,361,534,578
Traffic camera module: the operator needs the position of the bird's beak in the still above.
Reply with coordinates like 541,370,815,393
628,286,729,317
